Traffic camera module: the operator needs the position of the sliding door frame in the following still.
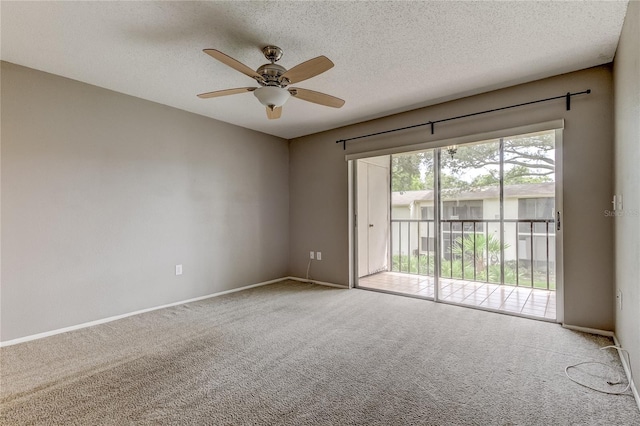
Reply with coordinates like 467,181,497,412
554,128,564,324
433,148,441,301
348,120,564,322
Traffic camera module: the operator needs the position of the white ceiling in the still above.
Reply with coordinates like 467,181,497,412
1,1,629,139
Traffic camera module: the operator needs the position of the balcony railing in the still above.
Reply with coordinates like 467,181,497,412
391,219,556,290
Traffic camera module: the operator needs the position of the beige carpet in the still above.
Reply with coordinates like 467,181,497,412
1,280,638,425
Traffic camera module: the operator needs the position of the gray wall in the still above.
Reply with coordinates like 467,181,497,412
290,66,615,330
613,0,640,392
1,62,289,342
1,50,626,342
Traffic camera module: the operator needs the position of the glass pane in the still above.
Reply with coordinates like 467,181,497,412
503,130,556,290
439,139,502,287
389,150,435,297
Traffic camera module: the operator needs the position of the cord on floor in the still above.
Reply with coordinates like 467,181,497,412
305,259,312,282
565,345,634,396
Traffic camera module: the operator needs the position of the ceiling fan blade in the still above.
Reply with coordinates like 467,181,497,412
289,87,345,108
203,49,263,81
281,56,334,84
266,106,282,120
197,87,257,99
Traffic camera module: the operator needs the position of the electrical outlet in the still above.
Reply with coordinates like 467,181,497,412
309,251,315,260
316,251,322,261
175,264,183,276
617,290,622,310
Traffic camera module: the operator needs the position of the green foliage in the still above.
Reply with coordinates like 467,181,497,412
451,233,508,273
439,257,472,280
391,233,555,288
422,169,467,189
446,134,554,172
504,165,554,184
391,153,427,191
391,133,556,193
392,253,435,274
468,166,553,187
443,133,555,187
391,252,555,290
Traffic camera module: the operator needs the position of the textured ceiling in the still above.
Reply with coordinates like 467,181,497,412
1,1,629,139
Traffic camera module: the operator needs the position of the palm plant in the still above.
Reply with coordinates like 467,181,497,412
451,233,507,272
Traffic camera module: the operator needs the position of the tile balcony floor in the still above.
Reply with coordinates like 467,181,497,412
358,271,556,320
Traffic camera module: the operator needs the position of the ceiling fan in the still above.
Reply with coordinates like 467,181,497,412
197,46,345,119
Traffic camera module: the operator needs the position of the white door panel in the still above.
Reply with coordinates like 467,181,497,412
367,164,389,274
357,164,369,278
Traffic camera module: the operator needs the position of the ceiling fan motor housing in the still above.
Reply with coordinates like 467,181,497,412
256,63,289,87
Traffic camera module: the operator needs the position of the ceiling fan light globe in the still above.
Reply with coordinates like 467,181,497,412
253,86,290,108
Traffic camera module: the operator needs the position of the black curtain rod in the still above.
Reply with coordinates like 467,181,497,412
336,89,591,150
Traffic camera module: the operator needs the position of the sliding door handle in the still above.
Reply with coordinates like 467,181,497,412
556,212,561,231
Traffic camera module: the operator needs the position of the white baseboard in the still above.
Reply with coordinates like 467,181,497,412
613,335,640,412
286,276,349,289
561,323,615,337
0,277,286,348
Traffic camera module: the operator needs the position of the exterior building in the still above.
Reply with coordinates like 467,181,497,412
391,182,555,275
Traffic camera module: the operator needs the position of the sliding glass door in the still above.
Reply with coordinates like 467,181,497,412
437,139,502,301
355,129,560,320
